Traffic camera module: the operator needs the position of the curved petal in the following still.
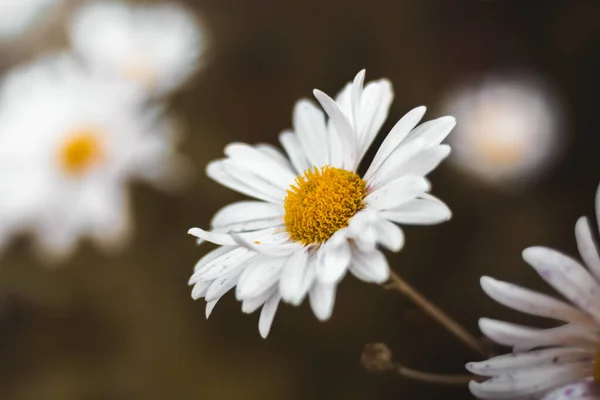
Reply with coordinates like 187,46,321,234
309,281,337,321
523,247,600,322
480,276,596,327
259,292,282,338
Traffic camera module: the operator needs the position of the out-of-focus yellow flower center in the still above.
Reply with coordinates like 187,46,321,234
121,59,157,89
476,135,525,165
284,166,366,245
594,348,600,381
58,130,104,176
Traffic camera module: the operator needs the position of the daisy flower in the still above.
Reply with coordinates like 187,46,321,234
467,183,600,399
189,70,455,337
0,0,61,39
0,54,186,260
69,1,204,96
443,73,563,189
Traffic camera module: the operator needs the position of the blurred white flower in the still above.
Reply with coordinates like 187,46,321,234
69,1,204,96
443,74,564,189
188,70,454,338
0,54,186,261
0,0,61,39
468,183,600,399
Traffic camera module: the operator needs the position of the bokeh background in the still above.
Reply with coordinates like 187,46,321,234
1,0,600,398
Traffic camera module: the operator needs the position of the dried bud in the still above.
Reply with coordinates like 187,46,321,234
361,342,393,373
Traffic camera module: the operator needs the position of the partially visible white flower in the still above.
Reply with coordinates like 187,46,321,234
0,0,61,39
468,183,600,399
0,54,186,260
188,70,455,337
69,1,204,96
443,73,564,189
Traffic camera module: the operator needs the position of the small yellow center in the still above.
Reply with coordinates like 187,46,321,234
121,59,158,89
594,347,600,381
284,166,366,245
58,130,104,176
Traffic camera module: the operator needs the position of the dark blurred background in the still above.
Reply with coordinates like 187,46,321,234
1,0,600,398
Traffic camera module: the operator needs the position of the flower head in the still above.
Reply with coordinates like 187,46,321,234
443,73,563,189
468,183,600,399
69,1,204,96
0,0,61,39
0,54,186,260
189,70,455,337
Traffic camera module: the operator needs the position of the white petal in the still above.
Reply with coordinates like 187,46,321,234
373,218,404,252
279,130,310,175
404,116,456,148
255,143,292,170
397,144,451,177
480,276,596,327
231,232,301,257
542,380,600,400
259,292,281,338
466,347,594,377
469,362,593,399
236,255,286,300
349,248,390,283
279,250,314,305
365,175,430,211
206,160,282,203
315,235,351,284
292,99,329,167
309,281,337,321
191,280,211,299
355,79,394,163
206,299,219,318
523,247,600,322
192,245,236,274
241,288,275,314
379,196,452,225
225,142,296,189
478,318,598,352
188,227,280,246
205,269,243,302
313,89,356,170
211,201,283,229
575,216,600,282
191,247,255,282
363,106,426,181
366,137,428,189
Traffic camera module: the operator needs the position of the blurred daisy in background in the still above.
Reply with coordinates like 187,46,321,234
0,0,62,39
189,70,455,337
0,54,187,261
442,73,564,190
69,1,204,97
467,182,600,398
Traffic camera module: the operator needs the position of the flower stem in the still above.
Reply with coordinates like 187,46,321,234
392,363,474,385
386,270,490,357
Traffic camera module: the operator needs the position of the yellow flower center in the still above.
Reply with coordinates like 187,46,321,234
121,59,158,89
58,130,104,176
284,166,366,245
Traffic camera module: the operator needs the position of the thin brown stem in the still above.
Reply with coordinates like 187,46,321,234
386,270,490,357
392,363,474,385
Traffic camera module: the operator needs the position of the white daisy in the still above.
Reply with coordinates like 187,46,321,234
69,1,204,96
188,70,455,337
0,54,186,260
0,0,61,39
467,183,600,399
443,73,563,189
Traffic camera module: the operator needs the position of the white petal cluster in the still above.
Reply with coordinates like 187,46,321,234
468,184,600,399
69,1,204,96
0,54,185,260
